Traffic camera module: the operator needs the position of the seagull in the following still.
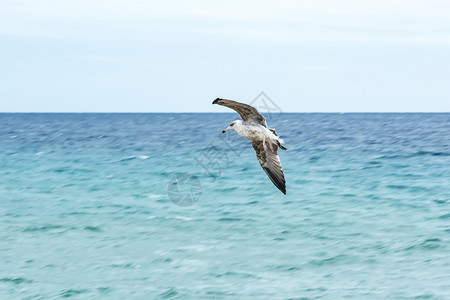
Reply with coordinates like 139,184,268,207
212,98,287,194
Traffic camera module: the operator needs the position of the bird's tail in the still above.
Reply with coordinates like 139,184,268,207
276,139,287,150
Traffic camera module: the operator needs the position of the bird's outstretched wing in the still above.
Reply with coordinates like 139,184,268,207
212,98,267,127
252,141,286,194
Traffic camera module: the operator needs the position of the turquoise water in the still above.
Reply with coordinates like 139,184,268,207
0,113,449,299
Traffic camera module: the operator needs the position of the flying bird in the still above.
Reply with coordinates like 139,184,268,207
212,98,287,194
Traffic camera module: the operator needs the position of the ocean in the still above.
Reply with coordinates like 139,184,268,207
0,113,449,299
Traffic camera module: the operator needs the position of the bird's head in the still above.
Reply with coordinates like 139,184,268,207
222,120,241,133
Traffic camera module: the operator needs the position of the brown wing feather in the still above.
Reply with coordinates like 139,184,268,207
252,141,286,194
212,98,267,127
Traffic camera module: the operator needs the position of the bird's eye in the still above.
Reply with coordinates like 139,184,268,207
230,123,234,127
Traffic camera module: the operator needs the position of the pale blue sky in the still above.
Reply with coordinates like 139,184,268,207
1,0,449,112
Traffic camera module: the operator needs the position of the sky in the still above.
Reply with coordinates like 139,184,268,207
1,0,449,112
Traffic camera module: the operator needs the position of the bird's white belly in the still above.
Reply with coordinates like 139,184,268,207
239,125,271,141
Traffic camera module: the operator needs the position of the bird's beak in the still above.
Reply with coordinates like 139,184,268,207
222,127,230,133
